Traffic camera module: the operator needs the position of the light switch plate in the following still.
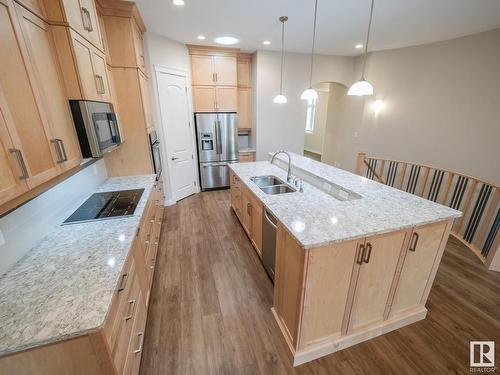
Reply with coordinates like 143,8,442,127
0,229,5,247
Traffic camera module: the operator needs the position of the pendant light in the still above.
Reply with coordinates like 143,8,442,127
301,0,319,101
348,0,375,96
273,16,288,104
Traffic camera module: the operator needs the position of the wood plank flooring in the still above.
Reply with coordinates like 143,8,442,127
140,190,500,375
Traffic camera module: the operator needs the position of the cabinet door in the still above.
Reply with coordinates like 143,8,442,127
16,5,81,171
241,189,252,235
213,56,237,86
97,10,110,65
79,0,103,51
237,59,251,87
0,109,29,205
249,193,263,255
91,49,111,102
389,221,448,316
237,88,251,129
132,21,145,71
216,86,237,112
0,2,60,188
138,71,153,130
191,55,214,86
16,0,45,18
62,0,87,37
192,86,215,112
71,30,99,100
348,230,407,332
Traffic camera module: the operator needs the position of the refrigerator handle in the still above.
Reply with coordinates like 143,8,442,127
214,120,220,155
217,120,223,155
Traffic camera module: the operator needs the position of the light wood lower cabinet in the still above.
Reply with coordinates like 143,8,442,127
229,173,453,366
0,182,165,375
238,152,255,163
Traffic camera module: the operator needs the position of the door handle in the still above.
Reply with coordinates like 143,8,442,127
95,75,105,94
217,121,223,154
58,140,68,162
51,139,64,163
9,148,29,180
409,233,419,252
171,156,179,161
363,242,372,263
356,244,365,265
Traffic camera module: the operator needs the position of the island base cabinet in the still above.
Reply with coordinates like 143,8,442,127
271,220,452,367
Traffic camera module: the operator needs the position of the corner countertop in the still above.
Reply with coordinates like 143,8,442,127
229,152,461,249
0,175,157,356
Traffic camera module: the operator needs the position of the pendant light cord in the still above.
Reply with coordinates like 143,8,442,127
308,0,318,88
361,0,375,79
279,19,286,94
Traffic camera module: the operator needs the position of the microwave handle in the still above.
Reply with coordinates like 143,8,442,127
107,113,120,142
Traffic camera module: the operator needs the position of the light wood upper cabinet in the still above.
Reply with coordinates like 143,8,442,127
138,71,153,130
192,86,216,112
191,55,215,85
237,88,252,129
190,54,237,86
0,1,60,188
0,109,29,206
237,57,251,87
213,56,237,86
55,0,104,51
15,5,81,171
216,86,237,112
389,221,448,316
347,230,408,332
16,0,45,18
132,21,145,71
71,29,111,102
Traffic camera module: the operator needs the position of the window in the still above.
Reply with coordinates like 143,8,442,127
305,98,317,133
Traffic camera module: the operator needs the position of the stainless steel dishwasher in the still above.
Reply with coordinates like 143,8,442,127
262,208,278,282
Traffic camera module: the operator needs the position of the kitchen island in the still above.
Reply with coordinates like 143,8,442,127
228,152,461,366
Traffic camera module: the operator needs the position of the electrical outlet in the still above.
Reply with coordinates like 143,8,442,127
0,229,5,247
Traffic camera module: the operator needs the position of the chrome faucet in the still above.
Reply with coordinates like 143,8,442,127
271,150,293,182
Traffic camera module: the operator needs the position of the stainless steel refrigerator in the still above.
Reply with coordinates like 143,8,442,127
195,113,238,190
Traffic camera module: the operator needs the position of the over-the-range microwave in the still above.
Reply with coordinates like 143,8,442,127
69,100,122,158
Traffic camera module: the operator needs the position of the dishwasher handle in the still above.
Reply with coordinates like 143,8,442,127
264,209,277,228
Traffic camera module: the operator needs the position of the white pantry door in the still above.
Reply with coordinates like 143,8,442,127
156,69,197,202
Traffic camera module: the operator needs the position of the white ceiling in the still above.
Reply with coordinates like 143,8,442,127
135,0,500,56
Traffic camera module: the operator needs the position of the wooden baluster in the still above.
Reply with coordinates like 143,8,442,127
398,163,408,190
455,179,478,234
474,189,499,249
378,160,386,184
441,172,455,206
418,167,430,197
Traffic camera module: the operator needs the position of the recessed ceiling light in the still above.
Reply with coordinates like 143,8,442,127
214,36,239,45
197,35,206,40
172,0,184,6
263,40,271,45
355,44,363,49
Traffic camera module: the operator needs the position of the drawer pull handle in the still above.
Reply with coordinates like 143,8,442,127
409,233,420,252
363,243,372,263
133,332,144,354
9,148,29,180
117,273,128,292
124,299,136,321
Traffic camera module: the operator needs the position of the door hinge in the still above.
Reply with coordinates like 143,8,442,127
191,154,193,159
194,181,197,186
185,87,188,93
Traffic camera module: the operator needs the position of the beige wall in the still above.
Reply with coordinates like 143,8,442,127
322,28,500,183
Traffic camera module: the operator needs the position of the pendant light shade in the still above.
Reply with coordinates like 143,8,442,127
274,16,288,104
347,79,374,96
301,0,319,101
300,88,318,101
348,0,376,97
273,94,288,104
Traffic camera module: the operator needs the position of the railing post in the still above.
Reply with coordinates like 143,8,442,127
356,153,367,176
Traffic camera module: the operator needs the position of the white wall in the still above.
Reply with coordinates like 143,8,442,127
143,33,198,204
254,51,354,160
322,28,500,183
0,160,108,276
304,89,329,155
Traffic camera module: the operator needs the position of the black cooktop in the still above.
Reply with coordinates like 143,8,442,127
63,189,144,225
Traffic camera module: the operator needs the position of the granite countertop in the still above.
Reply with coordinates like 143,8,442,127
0,175,157,356
229,152,461,249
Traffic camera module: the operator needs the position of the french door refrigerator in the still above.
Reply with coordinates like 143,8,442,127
195,113,238,190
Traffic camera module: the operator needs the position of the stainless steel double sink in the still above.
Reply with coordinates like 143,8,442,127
250,175,296,195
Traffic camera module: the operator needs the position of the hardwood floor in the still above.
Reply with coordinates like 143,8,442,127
140,190,500,375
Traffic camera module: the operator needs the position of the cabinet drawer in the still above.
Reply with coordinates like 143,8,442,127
123,288,147,375
239,152,255,163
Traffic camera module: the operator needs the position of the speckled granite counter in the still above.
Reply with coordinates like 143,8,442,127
0,175,157,356
229,152,461,249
